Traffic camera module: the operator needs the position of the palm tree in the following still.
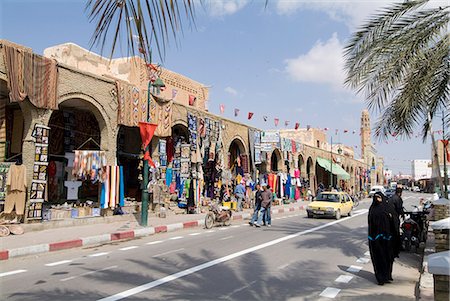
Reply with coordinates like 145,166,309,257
85,0,196,63
344,0,449,196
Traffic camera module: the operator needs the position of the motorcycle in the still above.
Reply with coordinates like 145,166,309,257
205,201,232,229
401,205,429,252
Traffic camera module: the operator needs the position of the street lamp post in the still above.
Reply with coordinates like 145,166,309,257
330,136,333,189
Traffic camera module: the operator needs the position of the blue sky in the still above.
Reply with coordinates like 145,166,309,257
1,0,446,174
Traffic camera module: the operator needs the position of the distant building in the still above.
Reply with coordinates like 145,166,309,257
360,110,384,186
411,159,432,181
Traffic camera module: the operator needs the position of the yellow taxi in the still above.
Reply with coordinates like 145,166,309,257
306,191,354,219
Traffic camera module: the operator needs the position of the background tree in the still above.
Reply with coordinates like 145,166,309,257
344,0,449,195
86,0,196,63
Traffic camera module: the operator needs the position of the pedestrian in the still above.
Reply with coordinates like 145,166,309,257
255,185,272,227
368,192,395,285
388,187,405,255
234,180,246,212
249,184,263,226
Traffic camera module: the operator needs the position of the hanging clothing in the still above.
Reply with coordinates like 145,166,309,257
72,150,107,182
100,166,125,209
285,174,292,199
165,168,173,187
4,164,27,215
268,174,275,191
368,192,395,285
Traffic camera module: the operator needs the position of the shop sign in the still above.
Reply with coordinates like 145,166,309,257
261,131,280,143
261,143,273,152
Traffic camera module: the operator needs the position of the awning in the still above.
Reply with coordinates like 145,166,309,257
316,157,350,180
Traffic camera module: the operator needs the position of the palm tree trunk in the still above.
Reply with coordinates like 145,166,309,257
429,113,444,196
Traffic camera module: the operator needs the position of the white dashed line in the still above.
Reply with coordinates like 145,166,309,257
319,287,341,298
0,269,27,278
169,236,183,240
241,223,248,226
45,260,73,267
231,225,240,228
60,265,117,282
356,257,370,264
335,275,353,283
146,241,163,245
219,228,230,231
119,246,139,251
205,230,215,233
347,265,363,273
89,252,110,257
189,233,201,236
219,236,233,241
152,248,185,258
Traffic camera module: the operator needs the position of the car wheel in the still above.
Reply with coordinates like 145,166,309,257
348,208,353,217
335,210,341,220
307,212,313,218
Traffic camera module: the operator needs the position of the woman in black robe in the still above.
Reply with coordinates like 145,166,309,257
368,192,395,285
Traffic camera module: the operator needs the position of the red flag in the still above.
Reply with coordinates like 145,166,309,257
220,104,225,114
292,140,297,153
139,122,158,167
248,112,254,120
344,129,348,133
188,95,196,106
274,118,279,126
295,122,300,130
234,108,240,117
324,127,329,131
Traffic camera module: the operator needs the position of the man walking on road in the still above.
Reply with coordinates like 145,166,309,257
388,187,404,256
249,184,263,226
255,185,272,227
234,180,246,212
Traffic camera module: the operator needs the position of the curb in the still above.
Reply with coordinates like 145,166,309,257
0,204,307,261
418,229,435,300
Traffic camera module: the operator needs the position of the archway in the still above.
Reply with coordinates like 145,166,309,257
271,149,282,172
298,154,305,176
47,98,104,203
2,101,24,162
117,126,141,202
229,137,247,176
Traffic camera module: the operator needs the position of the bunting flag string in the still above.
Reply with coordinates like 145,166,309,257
219,104,225,114
234,108,239,117
307,125,311,131
274,118,279,126
248,112,254,120
295,122,300,130
263,116,268,122
285,120,289,127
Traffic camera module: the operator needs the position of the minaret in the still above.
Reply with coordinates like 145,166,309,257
361,110,371,161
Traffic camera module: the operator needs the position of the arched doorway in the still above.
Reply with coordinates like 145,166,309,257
117,126,141,202
47,99,104,203
298,154,305,176
306,157,315,193
229,138,247,176
271,149,282,172
2,100,24,163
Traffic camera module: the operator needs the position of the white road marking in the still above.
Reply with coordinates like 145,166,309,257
219,228,230,231
335,275,353,283
119,246,138,251
146,241,163,245
189,233,201,236
205,230,215,233
60,265,117,282
277,263,289,270
354,209,369,214
89,252,110,257
319,287,341,298
231,225,240,228
241,223,248,226
45,260,73,267
96,210,368,301
169,236,183,240
274,218,281,220
219,236,233,241
152,248,185,258
0,269,27,278
347,265,363,273
364,251,370,256
356,257,370,264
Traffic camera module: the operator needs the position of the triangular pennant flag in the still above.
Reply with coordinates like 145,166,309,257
335,129,339,135
248,112,254,120
285,120,289,127
344,129,348,133
307,125,311,131
274,118,279,126
188,95,196,106
295,122,300,130
263,116,268,122
220,104,225,114
139,122,158,167
234,108,240,117
352,130,356,134
324,127,329,131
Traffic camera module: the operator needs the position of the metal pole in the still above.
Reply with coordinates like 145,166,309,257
330,136,333,189
443,112,448,199
140,80,152,226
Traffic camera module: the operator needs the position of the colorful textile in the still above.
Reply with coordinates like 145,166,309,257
188,113,198,150
154,98,173,137
72,151,108,182
166,168,173,186
0,99,5,162
100,166,125,209
3,44,58,110
116,81,148,127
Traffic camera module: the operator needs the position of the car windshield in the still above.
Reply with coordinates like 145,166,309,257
315,193,340,202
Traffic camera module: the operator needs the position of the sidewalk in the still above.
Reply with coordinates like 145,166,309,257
0,201,309,261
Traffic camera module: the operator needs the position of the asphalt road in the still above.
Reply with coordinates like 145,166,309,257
0,191,429,301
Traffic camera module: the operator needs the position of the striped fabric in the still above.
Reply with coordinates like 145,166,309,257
0,99,5,161
100,166,125,209
116,81,148,127
2,44,57,110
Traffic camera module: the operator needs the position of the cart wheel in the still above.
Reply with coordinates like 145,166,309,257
224,218,231,227
205,212,215,229
0,225,10,237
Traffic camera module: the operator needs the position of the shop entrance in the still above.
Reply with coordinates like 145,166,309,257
229,138,247,176
271,149,282,172
117,126,141,202
47,100,102,204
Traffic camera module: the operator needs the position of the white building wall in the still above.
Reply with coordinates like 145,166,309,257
411,160,432,181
